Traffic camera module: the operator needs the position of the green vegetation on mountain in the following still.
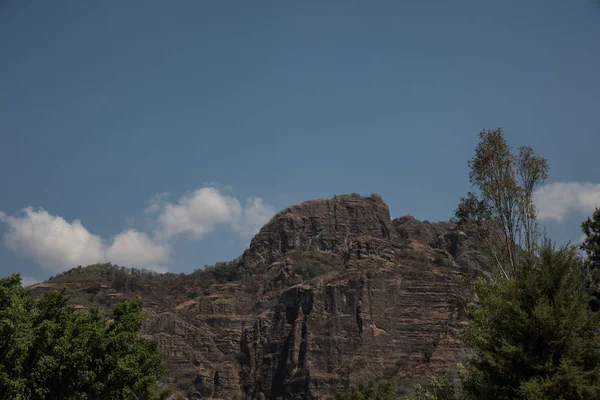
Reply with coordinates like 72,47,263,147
333,375,463,400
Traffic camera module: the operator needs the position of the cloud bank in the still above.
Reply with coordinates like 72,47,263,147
0,186,275,274
156,187,244,239
0,208,169,273
534,182,600,222
232,198,277,238
152,188,275,240
21,276,40,287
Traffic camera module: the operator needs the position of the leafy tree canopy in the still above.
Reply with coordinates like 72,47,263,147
581,208,600,291
406,374,464,400
0,274,168,400
455,128,548,279
333,375,463,400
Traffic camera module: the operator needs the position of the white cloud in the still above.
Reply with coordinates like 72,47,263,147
1,208,105,273
153,187,275,239
232,197,276,237
0,208,169,273
106,229,170,273
0,186,275,275
145,192,169,215
534,182,600,222
21,276,40,287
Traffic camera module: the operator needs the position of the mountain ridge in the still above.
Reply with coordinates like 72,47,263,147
30,194,487,399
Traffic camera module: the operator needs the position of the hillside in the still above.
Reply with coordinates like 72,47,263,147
30,194,489,400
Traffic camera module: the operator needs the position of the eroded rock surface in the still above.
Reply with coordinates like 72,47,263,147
33,194,483,399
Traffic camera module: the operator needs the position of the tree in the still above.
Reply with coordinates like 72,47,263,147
461,244,600,399
405,374,464,400
581,208,600,274
0,274,167,400
581,208,600,310
455,128,548,279
332,376,463,400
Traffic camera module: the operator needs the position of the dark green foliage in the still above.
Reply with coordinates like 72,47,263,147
286,250,339,280
581,208,600,310
47,261,245,310
582,208,600,272
462,244,600,399
433,252,453,268
50,263,165,296
147,384,174,400
293,263,327,279
405,374,464,400
343,251,351,263
332,375,463,400
209,261,242,283
50,263,161,284
262,281,273,294
0,274,165,400
197,260,243,284
334,380,399,400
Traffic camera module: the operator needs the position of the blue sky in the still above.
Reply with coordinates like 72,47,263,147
1,0,600,284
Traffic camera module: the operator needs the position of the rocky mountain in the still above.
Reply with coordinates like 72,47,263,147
30,194,488,400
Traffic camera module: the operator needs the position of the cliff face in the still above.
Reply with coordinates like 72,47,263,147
241,194,396,269
32,194,483,400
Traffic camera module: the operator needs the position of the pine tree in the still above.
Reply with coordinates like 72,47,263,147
462,244,600,399
582,208,600,270
581,208,600,310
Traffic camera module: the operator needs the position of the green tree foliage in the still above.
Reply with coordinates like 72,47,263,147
0,274,166,400
462,244,600,399
334,381,399,400
406,374,464,400
333,375,463,400
581,208,600,311
455,128,548,279
581,209,600,276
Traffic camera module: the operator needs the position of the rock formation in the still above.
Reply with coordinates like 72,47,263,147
31,194,486,399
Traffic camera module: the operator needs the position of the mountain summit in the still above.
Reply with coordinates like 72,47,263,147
33,194,485,399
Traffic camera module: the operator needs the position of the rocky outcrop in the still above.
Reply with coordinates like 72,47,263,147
36,194,482,399
241,194,397,270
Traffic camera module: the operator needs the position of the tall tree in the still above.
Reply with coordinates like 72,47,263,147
0,274,167,400
581,208,600,310
581,208,600,272
462,244,600,399
455,128,548,279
